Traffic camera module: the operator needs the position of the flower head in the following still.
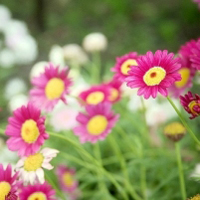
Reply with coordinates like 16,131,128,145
56,165,78,193
30,63,72,112
164,122,186,142
6,103,48,157
16,148,59,184
190,39,200,70
188,194,200,200
180,91,200,119
74,103,119,143
111,52,139,82
0,164,18,200
79,85,110,105
19,182,56,200
126,50,182,99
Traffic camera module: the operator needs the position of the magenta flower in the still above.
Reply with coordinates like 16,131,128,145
180,91,200,119
104,79,122,103
111,52,139,82
6,103,48,157
30,63,72,112
79,85,110,105
126,50,182,99
5,192,18,200
0,164,19,200
73,103,119,143
19,182,56,200
56,165,78,193
190,39,200,70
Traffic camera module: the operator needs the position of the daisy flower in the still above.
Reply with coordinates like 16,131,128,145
104,79,122,103
111,52,139,82
191,39,200,70
30,63,72,112
180,91,200,119
56,165,78,193
126,50,182,99
169,56,196,98
15,148,59,184
73,103,119,143
0,164,18,200
79,85,110,105
19,182,56,200
6,103,48,157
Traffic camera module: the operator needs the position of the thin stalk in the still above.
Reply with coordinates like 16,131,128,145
140,149,147,200
167,96,200,146
175,142,187,200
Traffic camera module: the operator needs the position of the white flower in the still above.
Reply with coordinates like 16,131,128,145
82,32,107,52
8,94,29,112
0,48,16,68
5,78,27,99
0,5,11,31
49,45,65,67
29,61,48,80
63,44,88,66
16,148,59,184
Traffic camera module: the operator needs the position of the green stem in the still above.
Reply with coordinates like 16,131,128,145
140,149,147,200
167,96,200,146
175,142,187,200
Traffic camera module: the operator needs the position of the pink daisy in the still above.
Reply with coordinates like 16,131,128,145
19,182,56,200
180,91,200,119
169,56,196,98
5,192,18,200
56,165,78,193
6,103,48,157
126,50,182,99
0,164,19,200
79,85,110,105
111,52,139,82
30,63,72,112
104,79,122,103
73,103,119,143
190,39,200,70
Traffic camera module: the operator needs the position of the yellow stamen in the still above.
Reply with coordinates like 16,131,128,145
143,67,166,86
188,101,200,115
24,153,44,171
45,78,65,100
189,194,200,200
87,115,108,135
21,119,39,143
164,122,186,136
28,192,47,200
121,59,138,75
175,68,190,88
86,91,104,105
108,88,119,102
0,181,11,200
62,172,74,186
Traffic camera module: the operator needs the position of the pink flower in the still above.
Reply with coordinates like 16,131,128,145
104,79,122,103
19,182,56,200
0,164,19,200
190,39,200,70
111,52,139,82
56,165,78,193
126,50,182,99
73,103,119,143
169,56,196,98
5,192,18,200
79,85,110,105
180,91,200,119
193,0,200,8
30,63,72,112
5,103,48,157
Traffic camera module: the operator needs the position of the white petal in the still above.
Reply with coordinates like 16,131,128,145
36,168,45,184
42,162,54,170
29,171,36,185
41,148,59,157
15,158,25,168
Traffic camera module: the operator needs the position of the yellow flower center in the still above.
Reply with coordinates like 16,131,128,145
143,67,166,86
24,153,44,171
21,119,40,143
27,192,47,200
175,68,190,88
121,59,138,75
190,194,200,200
164,122,186,135
86,91,104,105
45,78,65,100
0,181,11,200
87,115,108,135
62,172,74,187
188,101,200,116
108,88,119,102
